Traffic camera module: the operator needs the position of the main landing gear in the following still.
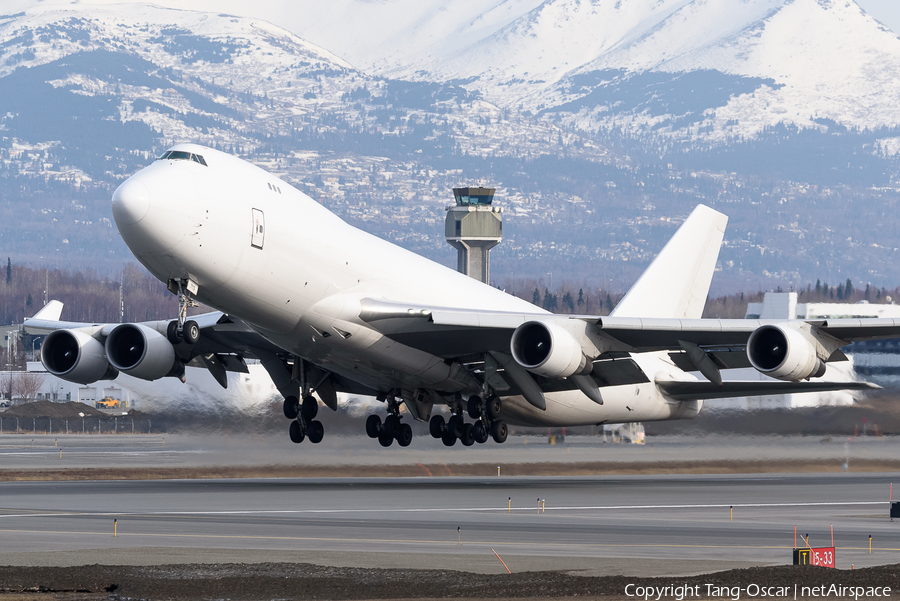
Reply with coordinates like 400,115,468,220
166,279,200,345
282,359,325,445
283,394,324,444
366,397,412,447
429,395,507,446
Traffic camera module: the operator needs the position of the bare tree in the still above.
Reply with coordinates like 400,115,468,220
12,372,44,403
0,372,12,403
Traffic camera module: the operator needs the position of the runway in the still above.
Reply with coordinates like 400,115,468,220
1,473,898,576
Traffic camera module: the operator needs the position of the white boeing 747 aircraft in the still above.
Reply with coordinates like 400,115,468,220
24,144,898,447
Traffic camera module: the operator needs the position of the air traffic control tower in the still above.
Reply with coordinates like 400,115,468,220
445,187,502,284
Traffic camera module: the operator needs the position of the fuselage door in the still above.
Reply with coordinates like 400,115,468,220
251,208,265,249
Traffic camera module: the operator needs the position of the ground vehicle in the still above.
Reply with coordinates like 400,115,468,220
95,397,120,409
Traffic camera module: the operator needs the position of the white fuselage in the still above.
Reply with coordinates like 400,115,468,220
111,144,701,427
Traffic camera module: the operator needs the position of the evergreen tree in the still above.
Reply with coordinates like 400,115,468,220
562,292,574,313
577,288,584,308
837,283,844,300
606,292,613,311
845,278,854,300
532,288,541,306
865,283,871,301
815,279,822,297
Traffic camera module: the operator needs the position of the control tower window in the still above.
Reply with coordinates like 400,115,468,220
453,187,495,206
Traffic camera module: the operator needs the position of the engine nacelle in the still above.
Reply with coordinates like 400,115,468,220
510,320,591,378
105,323,177,381
747,323,827,381
41,330,117,384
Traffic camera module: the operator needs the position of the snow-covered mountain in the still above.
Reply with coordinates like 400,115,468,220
6,0,900,140
279,0,900,140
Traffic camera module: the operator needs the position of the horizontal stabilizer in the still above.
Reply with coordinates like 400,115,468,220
657,379,879,401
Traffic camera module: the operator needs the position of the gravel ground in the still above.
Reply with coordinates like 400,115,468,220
0,563,898,600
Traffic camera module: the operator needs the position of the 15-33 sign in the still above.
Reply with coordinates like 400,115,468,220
794,547,835,568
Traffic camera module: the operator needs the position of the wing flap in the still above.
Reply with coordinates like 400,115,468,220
657,379,879,401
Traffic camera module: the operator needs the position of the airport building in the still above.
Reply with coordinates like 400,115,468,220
711,292,900,410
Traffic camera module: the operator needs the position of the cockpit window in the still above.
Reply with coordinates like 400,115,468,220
157,150,207,166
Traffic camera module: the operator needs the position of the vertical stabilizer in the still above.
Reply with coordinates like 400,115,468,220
611,205,727,319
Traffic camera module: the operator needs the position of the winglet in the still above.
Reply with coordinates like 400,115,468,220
612,205,727,320
32,300,64,322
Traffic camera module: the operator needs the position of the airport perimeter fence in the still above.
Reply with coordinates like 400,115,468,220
0,416,156,435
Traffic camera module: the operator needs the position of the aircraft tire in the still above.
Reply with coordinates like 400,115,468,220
461,423,475,446
384,414,400,438
283,396,299,419
486,396,502,419
429,414,445,438
467,395,481,419
441,431,457,447
301,395,318,420
397,423,413,447
473,422,489,444
491,420,508,444
166,321,182,344
289,421,304,444
183,320,200,345
448,414,464,438
365,414,382,438
378,432,393,447
307,420,324,444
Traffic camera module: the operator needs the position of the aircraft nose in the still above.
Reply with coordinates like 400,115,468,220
111,178,151,225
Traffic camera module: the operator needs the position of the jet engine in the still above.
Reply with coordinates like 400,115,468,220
41,329,117,384
105,323,178,381
510,320,591,378
746,323,826,381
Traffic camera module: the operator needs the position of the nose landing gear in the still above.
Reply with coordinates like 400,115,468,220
166,279,200,345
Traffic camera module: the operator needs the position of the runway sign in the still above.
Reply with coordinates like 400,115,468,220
793,547,835,568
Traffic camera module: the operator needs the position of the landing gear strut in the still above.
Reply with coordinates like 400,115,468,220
166,279,200,345
430,394,506,446
366,394,412,447
282,358,324,445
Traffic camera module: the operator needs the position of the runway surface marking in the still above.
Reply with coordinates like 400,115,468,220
0,500,886,520
3,527,898,552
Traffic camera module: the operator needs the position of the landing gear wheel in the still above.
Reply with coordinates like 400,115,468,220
491,420,508,444
429,414,446,438
461,423,475,446
183,320,200,345
441,431,457,447
486,396,502,420
384,414,400,438
166,321,182,344
378,432,393,447
289,421,305,444
467,396,482,419
397,423,413,447
366,414,382,438
301,395,318,420
283,396,299,419
473,422,489,444
448,414,464,438
307,420,324,444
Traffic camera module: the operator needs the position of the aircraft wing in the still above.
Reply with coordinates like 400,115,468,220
358,298,897,399
360,298,900,356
